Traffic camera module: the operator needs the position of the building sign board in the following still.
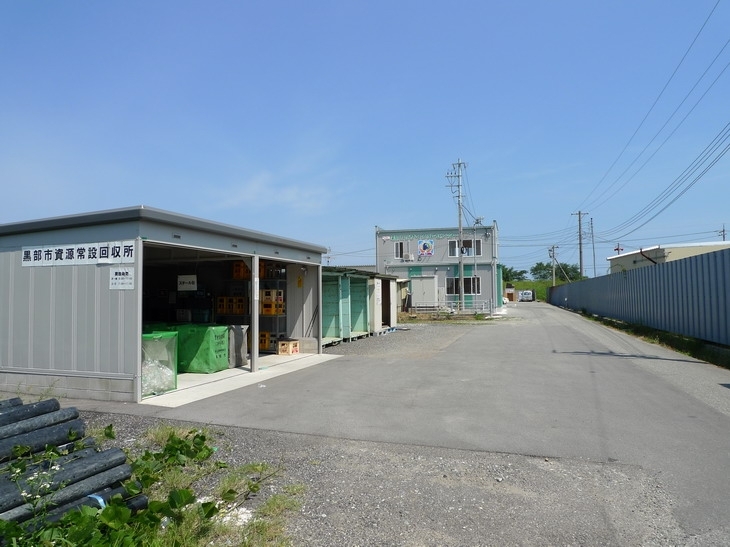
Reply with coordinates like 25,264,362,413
418,239,434,256
387,232,458,242
177,274,198,292
22,240,136,267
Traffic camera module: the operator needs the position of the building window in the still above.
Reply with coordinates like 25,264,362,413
446,276,482,295
394,241,404,259
448,240,458,257
448,239,482,257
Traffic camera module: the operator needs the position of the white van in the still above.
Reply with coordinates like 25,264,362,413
518,290,534,302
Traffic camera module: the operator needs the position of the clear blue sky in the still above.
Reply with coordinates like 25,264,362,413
2,1,729,277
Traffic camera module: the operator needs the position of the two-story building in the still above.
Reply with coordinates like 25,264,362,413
374,222,501,313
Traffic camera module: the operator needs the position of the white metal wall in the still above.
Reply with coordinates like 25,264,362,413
548,248,730,346
0,246,141,401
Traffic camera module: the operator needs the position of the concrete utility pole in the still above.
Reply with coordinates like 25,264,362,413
446,159,467,311
549,245,559,286
720,224,727,241
572,211,588,278
590,218,596,278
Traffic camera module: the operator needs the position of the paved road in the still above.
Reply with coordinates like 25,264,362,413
76,303,730,545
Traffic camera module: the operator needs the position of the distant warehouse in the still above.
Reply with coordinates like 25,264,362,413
608,242,730,274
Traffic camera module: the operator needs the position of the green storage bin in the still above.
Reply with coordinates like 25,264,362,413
143,323,170,334
141,332,178,396
177,325,229,373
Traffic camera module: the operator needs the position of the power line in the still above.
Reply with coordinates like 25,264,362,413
598,121,730,239
327,247,374,256
587,51,730,213
577,0,722,211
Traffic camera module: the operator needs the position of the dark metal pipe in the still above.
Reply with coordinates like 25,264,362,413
0,407,79,441
0,399,61,427
0,419,86,462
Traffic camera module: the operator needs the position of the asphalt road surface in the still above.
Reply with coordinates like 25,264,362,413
77,303,730,545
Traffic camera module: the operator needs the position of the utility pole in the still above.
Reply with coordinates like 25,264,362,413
446,159,467,311
572,211,588,278
590,217,596,278
614,243,623,255
473,216,483,286
549,245,559,286
720,224,727,241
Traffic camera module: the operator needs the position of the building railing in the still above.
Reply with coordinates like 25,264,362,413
409,299,494,315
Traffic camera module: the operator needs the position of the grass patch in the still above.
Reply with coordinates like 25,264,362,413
240,492,303,547
398,311,495,324
0,423,303,547
590,315,730,369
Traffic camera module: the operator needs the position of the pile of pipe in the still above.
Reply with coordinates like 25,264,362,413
0,397,147,529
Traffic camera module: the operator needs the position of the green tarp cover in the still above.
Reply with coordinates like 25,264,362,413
177,325,229,374
143,323,170,334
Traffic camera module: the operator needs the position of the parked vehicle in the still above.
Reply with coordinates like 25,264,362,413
519,290,534,302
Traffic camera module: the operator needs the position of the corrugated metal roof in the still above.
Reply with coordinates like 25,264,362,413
0,205,328,255
323,265,398,279
607,242,730,261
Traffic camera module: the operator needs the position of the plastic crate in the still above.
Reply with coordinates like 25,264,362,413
260,289,283,302
232,261,250,280
259,331,271,351
260,302,284,315
277,340,299,355
234,297,248,315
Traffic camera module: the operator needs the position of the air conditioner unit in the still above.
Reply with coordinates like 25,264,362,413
403,253,415,261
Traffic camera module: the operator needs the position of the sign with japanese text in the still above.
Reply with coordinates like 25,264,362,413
110,267,135,290
21,240,136,267
177,274,198,292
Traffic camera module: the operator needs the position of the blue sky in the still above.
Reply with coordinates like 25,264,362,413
2,1,729,277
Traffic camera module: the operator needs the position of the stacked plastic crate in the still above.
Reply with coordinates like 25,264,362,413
259,288,285,351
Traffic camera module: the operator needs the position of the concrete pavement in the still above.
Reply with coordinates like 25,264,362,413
14,302,730,545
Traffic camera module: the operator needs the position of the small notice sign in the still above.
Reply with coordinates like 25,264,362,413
177,274,198,292
110,267,135,290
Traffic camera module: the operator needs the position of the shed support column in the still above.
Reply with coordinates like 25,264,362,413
250,256,260,373
317,264,323,353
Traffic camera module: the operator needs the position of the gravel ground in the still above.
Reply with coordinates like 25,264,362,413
77,321,698,546
81,409,684,547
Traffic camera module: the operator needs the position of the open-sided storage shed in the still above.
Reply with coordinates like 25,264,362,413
369,275,398,334
0,206,327,402
322,267,397,345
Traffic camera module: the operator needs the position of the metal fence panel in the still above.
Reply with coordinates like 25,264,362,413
548,248,729,346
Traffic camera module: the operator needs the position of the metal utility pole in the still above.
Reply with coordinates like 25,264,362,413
572,211,588,278
549,245,559,286
446,159,467,311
